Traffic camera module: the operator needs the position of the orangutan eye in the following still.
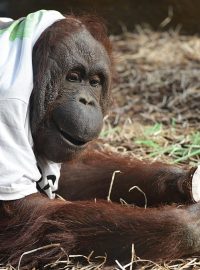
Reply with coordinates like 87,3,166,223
67,72,81,82
90,75,101,87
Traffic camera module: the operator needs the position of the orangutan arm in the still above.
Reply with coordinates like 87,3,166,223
59,149,196,206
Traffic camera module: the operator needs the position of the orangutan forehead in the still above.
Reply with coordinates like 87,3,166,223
52,28,111,70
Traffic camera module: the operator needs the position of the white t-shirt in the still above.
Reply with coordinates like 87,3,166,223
0,10,64,200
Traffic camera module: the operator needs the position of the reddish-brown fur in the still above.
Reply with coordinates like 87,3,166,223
0,16,199,268
1,147,199,268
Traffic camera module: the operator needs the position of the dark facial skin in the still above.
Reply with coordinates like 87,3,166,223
31,25,111,162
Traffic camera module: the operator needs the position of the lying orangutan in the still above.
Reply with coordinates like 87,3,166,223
0,9,200,268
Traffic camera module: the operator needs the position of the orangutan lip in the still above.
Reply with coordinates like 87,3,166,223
59,129,86,146
53,121,87,146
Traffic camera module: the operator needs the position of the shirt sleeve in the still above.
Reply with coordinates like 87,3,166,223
0,99,41,200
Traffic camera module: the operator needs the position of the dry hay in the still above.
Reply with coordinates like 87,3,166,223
110,27,200,126
2,28,200,269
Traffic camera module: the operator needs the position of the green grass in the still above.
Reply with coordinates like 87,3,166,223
135,124,200,164
101,121,200,165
